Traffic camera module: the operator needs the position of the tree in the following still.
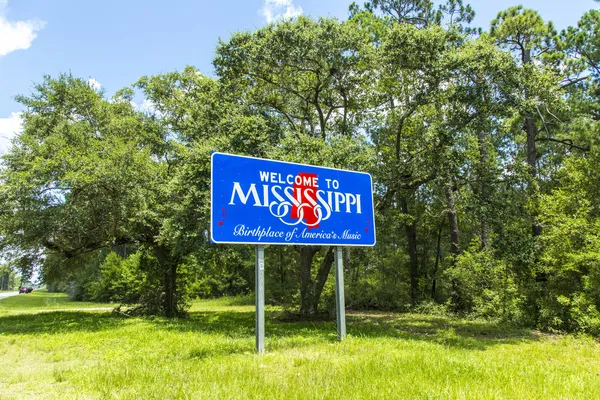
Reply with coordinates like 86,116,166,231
0,74,188,316
490,7,568,237
350,0,440,27
368,20,466,304
0,263,17,290
134,67,278,305
214,16,376,315
538,145,600,334
350,0,476,33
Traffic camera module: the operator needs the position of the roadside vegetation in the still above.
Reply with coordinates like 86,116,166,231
0,290,113,314
3,1,600,397
0,292,599,399
1,0,600,358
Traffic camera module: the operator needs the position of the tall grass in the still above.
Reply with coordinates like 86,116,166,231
0,293,599,399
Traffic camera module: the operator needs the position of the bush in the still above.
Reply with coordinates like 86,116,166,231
443,240,524,321
85,252,144,304
413,300,450,316
537,250,600,335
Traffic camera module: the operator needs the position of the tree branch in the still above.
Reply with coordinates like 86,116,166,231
559,76,589,89
535,137,589,152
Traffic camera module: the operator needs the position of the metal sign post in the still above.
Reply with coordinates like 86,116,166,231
334,246,346,341
255,245,265,354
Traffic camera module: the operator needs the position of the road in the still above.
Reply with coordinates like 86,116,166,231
0,291,19,301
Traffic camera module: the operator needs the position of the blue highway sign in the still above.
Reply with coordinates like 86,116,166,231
211,153,376,246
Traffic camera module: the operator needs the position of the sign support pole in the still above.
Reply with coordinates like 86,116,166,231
255,245,265,354
334,246,346,341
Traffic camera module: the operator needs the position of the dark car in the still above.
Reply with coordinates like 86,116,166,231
19,287,33,294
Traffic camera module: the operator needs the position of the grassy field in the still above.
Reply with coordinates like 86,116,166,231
1,292,599,399
0,291,114,314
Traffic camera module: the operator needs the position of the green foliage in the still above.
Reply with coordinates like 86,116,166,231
444,240,523,321
490,6,556,60
215,16,375,139
350,0,476,33
84,252,143,304
0,264,17,290
189,247,253,299
1,5,600,335
537,147,600,335
0,73,189,317
1,74,162,257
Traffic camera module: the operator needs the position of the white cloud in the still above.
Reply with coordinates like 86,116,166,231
0,0,46,57
139,99,158,115
87,78,101,91
261,0,303,23
0,112,22,155
125,98,160,116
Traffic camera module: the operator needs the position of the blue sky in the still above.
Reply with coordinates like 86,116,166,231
0,0,597,154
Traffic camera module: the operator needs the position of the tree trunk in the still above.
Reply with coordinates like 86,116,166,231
279,247,285,297
477,130,491,249
400,195,419,305
525,116,537,179
298,246,320,315
344,247,351,279
431,219,444,301
522,47,543,237
445,181,460,257
312,247,335,314
526,111,543,237
445,179,463,311
166,261,177,318
523,47,536,178
155,245,178,318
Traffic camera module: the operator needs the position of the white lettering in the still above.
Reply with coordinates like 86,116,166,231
228,177,364,227
334,192,346,212
345,193,356,213
342,229,361,240
229,182,262,206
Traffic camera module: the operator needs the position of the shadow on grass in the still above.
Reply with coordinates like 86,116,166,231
0,311,125,335
345,312,535,350
0,307,537,352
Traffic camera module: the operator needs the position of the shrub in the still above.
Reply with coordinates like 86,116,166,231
85,252,144,304
443,240,524,321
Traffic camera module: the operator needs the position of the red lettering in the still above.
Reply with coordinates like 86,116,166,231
291,172,320,229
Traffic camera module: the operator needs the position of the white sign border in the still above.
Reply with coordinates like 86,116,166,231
210,152,377,247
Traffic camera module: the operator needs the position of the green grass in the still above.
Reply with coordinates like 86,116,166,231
0,290,114,314
1,293,599,399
